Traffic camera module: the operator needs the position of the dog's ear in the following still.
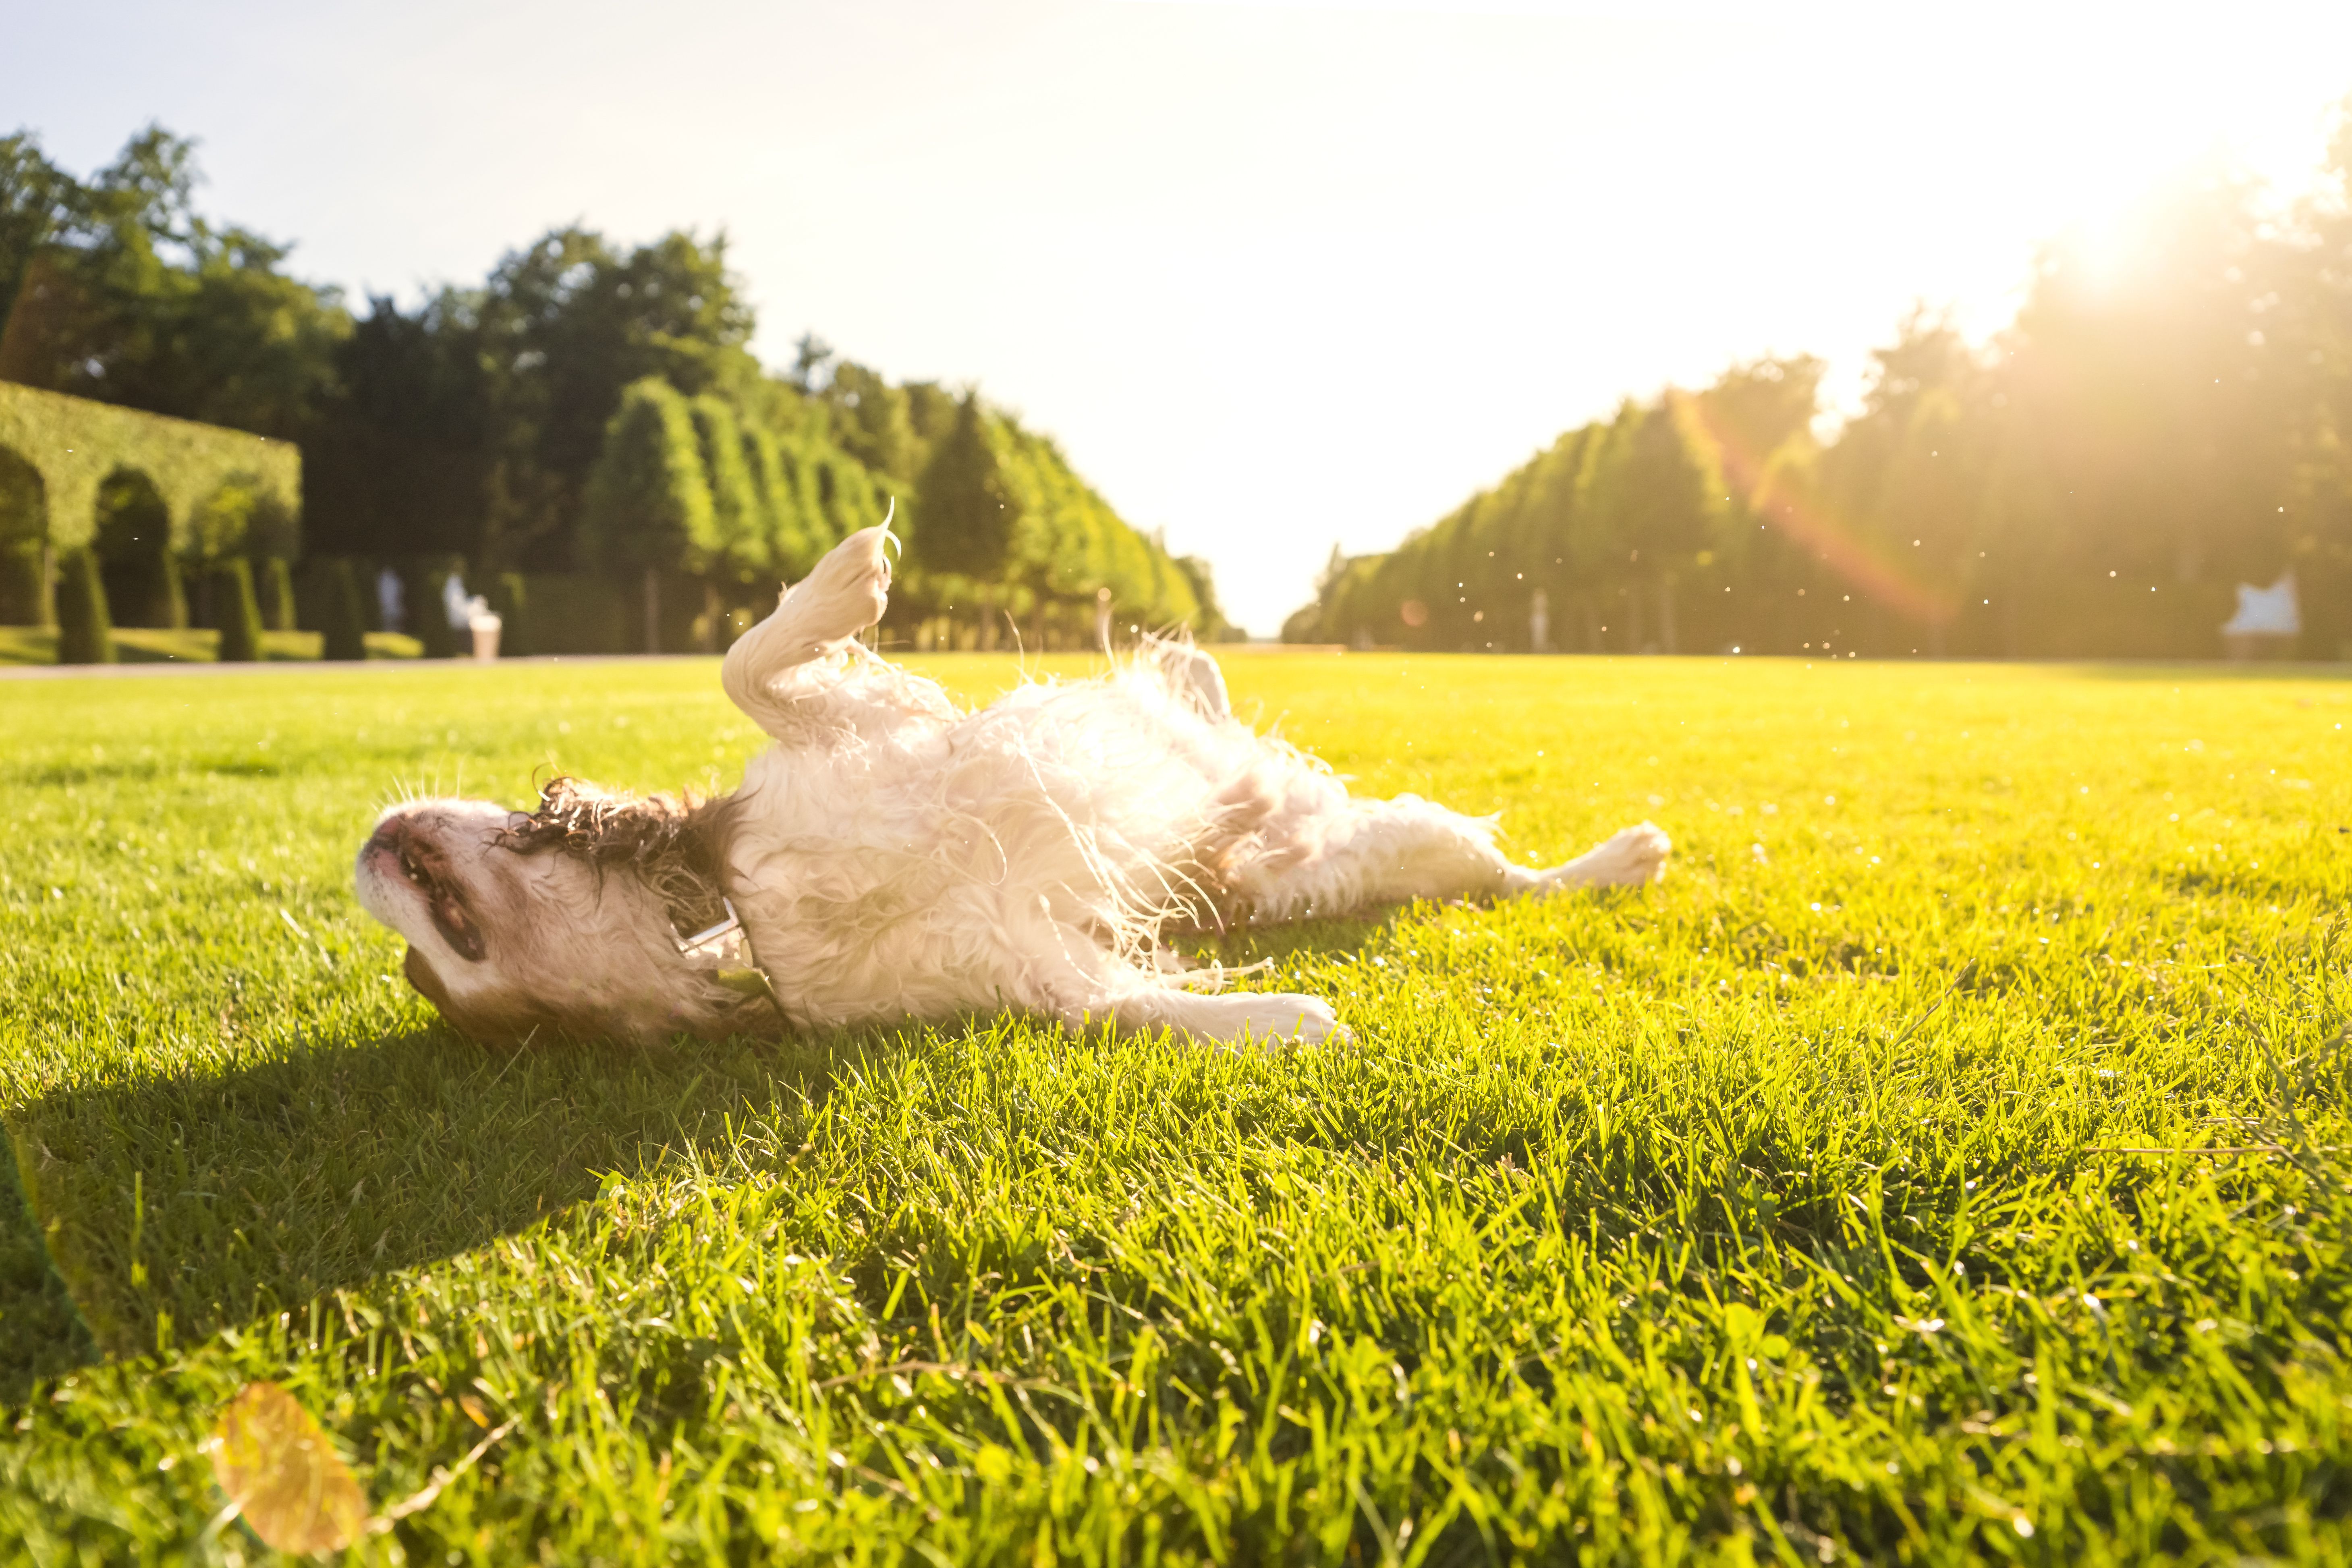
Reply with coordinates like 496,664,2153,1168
504,777,696,862
404,946,568,1045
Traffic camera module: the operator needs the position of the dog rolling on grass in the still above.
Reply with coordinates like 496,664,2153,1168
355,526,1670,1047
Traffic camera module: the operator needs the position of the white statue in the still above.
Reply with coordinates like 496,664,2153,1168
1529,589,1551,653
442,570,500,657
443,572,481,631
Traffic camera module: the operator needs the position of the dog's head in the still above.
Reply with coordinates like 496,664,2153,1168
355,779,771,1045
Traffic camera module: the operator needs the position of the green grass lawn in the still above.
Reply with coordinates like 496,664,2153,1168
2,653,2348,1564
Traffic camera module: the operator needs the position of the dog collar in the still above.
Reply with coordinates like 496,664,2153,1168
673,897,787,1018
675,898,744,954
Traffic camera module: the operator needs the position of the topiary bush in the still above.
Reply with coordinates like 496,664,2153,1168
317,558,367,661
211,557,264,662
55,548,113,664
257,556,297,632
404,562,462,658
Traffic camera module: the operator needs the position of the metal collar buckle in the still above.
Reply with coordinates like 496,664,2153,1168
675,897,743,954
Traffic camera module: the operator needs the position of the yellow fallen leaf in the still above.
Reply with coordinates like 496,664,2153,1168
208,1381,369,1555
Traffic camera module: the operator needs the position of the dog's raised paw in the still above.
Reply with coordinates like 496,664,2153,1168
786,525,894,642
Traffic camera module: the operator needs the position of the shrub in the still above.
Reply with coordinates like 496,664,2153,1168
54,548,112,663
257,557,298,632
317,558,367,662
211,558,264,662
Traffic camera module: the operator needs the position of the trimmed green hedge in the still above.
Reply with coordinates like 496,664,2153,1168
0,382,301,560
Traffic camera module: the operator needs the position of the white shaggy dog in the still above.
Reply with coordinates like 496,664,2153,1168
355,527,1670,1047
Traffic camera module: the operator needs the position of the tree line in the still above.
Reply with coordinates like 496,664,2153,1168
1289,116,2352,660
0,125,1228,653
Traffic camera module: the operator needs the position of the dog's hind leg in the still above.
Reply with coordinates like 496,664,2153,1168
1228,795,1668,921
1535,821,1673,892
1166,643,1232,722
723,527,950,740
1136,635,1232,721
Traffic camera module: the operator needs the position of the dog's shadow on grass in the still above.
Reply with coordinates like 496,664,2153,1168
1180,905,1457,974
0,913,1426,1404
0,1024,866,1403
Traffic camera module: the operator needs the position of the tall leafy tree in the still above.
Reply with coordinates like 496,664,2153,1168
688,394,766,581
580,376,720,579
915,391,1016,579
2286,107,2352,653
1,126,348,440
0,132,75,354
739,420,814,580
5,123,1217,646
304,289,490,560
821,361,921,484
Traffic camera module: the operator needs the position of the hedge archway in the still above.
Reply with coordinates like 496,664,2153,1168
95,467,181,628
0,382,301,624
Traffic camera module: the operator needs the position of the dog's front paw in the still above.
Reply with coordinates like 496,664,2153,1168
786,525,894,643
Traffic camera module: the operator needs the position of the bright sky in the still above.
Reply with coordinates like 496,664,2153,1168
7,1,2350,632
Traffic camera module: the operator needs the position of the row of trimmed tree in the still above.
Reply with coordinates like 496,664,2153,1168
579,372,1213,653
1290,130,2352,660
2,126,1230,654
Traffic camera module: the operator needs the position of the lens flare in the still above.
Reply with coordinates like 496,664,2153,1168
1676,392,1958,627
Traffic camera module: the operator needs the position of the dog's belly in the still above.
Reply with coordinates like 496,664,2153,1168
718,671,1295,1028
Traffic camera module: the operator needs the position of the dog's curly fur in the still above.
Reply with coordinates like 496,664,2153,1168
500,778,735,939
356,525,1672,1047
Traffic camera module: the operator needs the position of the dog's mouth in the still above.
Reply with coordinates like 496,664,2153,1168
365,820,489,962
